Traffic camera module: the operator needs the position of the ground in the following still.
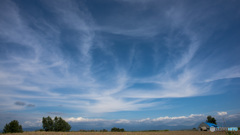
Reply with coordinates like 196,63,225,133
1,131,239,135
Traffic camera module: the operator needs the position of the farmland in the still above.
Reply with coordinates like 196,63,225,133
1,131,239,135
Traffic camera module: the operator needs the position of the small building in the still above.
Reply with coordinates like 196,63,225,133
198,122,218,131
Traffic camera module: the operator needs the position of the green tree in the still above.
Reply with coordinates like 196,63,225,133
3,120,23,133
111,127,118,132
206,115,217,124
42,116,54,131
119,128,125,132
53,116,71,132
42,116,71,132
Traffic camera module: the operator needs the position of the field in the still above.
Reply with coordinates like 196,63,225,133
1,131,240,135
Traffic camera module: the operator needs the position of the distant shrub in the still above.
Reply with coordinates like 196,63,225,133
35,129,45,132
100,129,108,132
111,127,125,132
192,128,197,131
3,120,23,133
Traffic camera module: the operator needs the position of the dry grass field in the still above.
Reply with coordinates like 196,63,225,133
1,131,240,135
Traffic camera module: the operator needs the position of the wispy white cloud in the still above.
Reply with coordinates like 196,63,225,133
118,69,211,99
175,36,200,70
84,96,156,113
165,6,202,70
0,0,102,107
205,66,240,82
0,0,239,117
0,0,154,114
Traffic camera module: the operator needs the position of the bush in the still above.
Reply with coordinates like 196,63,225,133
111,127,125,132
35,129,45,132
3,120,23,133
100,129,108,132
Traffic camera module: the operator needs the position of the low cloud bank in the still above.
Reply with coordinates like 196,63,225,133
1,112,240,131
65,113,240,130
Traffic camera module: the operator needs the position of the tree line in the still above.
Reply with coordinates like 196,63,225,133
2,116,71,133
2,116,125,133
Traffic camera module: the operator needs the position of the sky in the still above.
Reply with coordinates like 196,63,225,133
0,0,240,131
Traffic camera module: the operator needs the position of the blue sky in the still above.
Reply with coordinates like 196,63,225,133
0,0,240,131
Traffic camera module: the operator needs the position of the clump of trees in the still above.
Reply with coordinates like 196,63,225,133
100,129,108,132
111,127,125,132
42,116,71,132
2,120,23,133
206,115,217,124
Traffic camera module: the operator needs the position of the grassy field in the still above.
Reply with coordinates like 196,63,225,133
1,131,240,135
